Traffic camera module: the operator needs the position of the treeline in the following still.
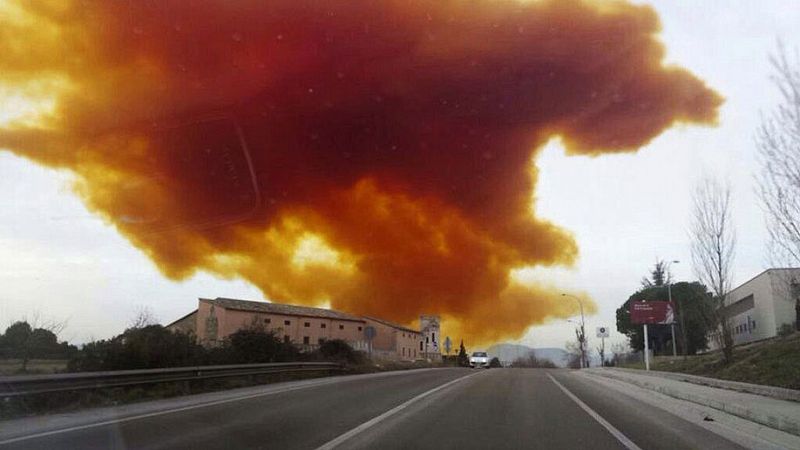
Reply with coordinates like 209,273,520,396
67,324,365,372
0,322,78,370
1,320,365,373
510,354,557,368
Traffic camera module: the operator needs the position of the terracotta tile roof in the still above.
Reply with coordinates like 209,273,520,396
364,316,420,334
201,297,365,322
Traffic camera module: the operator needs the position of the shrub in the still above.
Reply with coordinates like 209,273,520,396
777,323,796,337
226,327,298,363
488,357,502,368
318,339,365,364
69,325,204,371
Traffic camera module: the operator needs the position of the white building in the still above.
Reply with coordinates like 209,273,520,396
710,268,799,349
419,315,442,361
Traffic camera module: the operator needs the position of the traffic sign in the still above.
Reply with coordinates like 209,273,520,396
596,326,610,338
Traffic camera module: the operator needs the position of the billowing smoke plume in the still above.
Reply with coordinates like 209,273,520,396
0,0,721,343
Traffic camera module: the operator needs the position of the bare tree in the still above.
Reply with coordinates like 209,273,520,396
128,306,157,330
756,44,800,330
564,340,583,369
690,177,736,363
26,311,68,337
757,44,800,266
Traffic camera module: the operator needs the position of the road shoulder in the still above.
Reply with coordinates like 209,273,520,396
575,370,800,450
0,368,435,444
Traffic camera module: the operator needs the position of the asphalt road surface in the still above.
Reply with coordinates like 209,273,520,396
1,368,746,449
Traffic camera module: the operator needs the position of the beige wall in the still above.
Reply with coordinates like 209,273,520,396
397,329,422,360
194,299,367,350
183,299,428,359
363,318,422,361
167,311,197,336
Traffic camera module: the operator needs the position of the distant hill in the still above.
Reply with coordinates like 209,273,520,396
486,343,569,367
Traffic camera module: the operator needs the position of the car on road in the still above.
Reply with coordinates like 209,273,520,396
469,351,490,368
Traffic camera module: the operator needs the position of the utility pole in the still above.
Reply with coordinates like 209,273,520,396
599,337,605,367
669,281,677,357
665,260,686,359
643,315,650,371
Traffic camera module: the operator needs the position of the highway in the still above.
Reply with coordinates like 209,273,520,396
1,368,746,449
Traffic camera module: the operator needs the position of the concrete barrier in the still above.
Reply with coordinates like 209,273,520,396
603,367,800,402
587,368,800,437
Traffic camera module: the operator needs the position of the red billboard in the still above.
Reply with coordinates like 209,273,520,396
630,301,675,324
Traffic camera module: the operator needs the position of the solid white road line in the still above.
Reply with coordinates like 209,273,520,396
315,371,481,450
547,373,643,450
0,371,425,446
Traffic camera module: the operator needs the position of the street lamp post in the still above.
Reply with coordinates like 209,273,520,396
665,260,680,358
562,294,586,368
664,260,685,359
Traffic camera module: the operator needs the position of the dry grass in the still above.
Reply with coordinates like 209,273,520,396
0,359,68,375
621,331,800,390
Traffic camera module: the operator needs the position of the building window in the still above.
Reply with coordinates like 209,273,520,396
303,336,310,345
284,335,290,343
264,318,271,324
414,349,416,357
402,348,405,356
319,338,326,345
339,324,344,330
358,326,362,331
304,322,311,328
420,341,423,351
752,320,756,329
321,323,326,329
284,320,291,326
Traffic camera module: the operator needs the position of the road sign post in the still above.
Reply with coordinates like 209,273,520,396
596,326,609,366
629,300,676,371
364,326,376,357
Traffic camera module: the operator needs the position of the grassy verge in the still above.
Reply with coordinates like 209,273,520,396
0,359,68,375
621,331,800,390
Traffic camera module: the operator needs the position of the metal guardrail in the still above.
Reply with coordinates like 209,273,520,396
0,362,343,397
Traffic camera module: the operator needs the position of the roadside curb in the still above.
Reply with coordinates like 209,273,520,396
586,368,800,437
601,367,800,402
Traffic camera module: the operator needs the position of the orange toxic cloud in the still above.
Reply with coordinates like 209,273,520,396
0,0,721,344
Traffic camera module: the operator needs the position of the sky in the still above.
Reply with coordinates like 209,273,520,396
1,1,798,351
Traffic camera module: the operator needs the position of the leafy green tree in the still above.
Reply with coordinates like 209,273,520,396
0,322,33,362
457,340,469,367
69,325,205,371
226,327,297,363
641,260,669,288
0,321,76,371
616,281,714,354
